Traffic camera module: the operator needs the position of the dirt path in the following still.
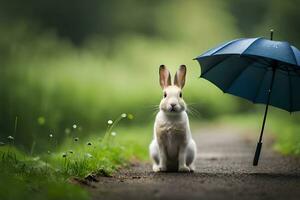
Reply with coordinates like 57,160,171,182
87,124,300,200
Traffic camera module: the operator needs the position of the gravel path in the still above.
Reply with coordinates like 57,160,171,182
87,124,300,200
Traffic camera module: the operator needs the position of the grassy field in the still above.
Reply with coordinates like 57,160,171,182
0,113,152,200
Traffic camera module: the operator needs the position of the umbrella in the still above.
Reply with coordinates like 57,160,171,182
194,30,300,166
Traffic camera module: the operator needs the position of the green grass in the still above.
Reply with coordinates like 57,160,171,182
0,147,90,200
48,123,152,178
218,110,300,155
0,113,152,200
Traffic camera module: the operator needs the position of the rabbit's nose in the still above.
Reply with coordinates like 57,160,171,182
170,103,176,108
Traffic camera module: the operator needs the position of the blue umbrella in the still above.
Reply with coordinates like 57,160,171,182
194,30,300,166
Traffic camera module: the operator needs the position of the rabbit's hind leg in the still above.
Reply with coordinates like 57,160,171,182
149,140,160,172
186,139,197,172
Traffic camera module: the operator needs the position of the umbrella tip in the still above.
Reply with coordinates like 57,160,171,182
270,29,274,40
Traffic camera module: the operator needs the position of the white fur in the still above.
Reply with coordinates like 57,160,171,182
149,65,197,172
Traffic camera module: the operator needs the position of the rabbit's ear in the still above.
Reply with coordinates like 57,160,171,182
159,65,171,89
174,65,186,88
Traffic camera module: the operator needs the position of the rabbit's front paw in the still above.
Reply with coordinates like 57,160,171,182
152,165,166,172
152,165,160,172
178,165,190,172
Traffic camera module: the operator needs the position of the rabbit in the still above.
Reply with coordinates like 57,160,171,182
149,64,197,172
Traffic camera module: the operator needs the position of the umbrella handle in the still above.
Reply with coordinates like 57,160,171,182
253,142,262,166
253,66,276,166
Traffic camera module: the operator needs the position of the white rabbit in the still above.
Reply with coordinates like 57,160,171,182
149,64,197,172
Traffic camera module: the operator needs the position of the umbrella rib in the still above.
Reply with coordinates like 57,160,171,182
253,67,268,103
240,38,263,55
289,45,298,66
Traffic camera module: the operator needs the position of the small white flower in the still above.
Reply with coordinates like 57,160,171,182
111,132,117,136
72,124,77,129
85,153,93,158
7,136,14,140
121,113,127,118
107,120,113,125
49,134,53,138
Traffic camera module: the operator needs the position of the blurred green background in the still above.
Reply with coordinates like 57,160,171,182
1,0,300,153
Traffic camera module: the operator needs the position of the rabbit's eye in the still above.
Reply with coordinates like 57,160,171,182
163,92,167,98
179,92,182,98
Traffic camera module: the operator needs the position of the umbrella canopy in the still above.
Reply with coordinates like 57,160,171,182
195,37,300,112
194,32,300,166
